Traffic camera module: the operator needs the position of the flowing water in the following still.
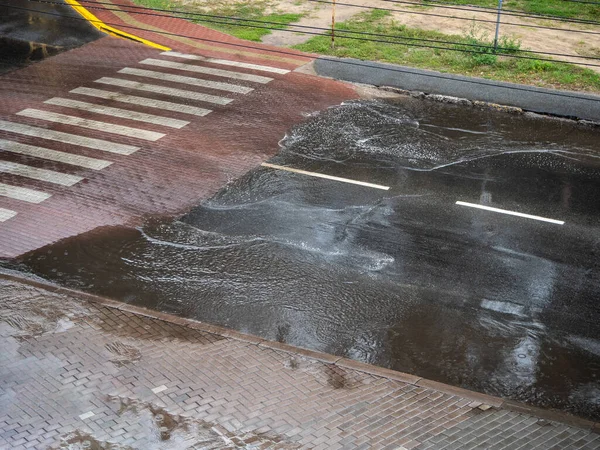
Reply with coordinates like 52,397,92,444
8,98,600,420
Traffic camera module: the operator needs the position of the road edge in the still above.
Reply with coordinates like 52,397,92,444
2,271,599,433
311,57,600,122
64,0,171,51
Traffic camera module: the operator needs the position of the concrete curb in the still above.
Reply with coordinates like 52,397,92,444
2,271,598,432
313,57,600,122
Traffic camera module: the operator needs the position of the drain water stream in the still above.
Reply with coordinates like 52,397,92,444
7,98,600,420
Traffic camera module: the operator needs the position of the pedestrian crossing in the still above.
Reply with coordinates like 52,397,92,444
44,98,190,129
0,183,52,204
0,161,83,186
0,51,291,223
139,58,274,84
160,51,291,75
0,120,140,155
17,109,166,141
95,77,235,104
70,87,213,117
0,139,112,170
0,208,17,222
118,68,253,94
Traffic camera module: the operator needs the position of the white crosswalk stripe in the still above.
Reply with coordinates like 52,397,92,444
45,98,190,129
140,58,273,84
0,139,111,170
0,120,139,155
0,182,51,203
70,87,213,116
0,161,83,186
95,77,234,105
161,51,291,74
118,68,253,94
0,208,17,222
17,109,165,142
0,53,287,225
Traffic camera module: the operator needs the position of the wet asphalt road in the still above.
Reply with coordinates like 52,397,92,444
7,98,600,419
0,0,101,73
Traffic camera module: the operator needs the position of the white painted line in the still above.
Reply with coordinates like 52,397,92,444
456,201,565,225
0,208,17,222
118,68,253,94
45,97,190,129
79,411,95,420
71,87,214,116
0,139,111,170
161,51,291,74
17,109,165,142
261,163,390,190
0,120,139,155
94,78,233,105
0,182,51,204
151,385,168,394
140,58,273,84
0,161,83,186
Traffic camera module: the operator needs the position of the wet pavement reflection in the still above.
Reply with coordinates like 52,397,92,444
0,0,101,72
9,98,600,420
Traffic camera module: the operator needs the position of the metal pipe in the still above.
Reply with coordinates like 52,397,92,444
493,0,504,51
331,0,336,48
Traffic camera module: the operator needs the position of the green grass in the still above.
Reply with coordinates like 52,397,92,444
195,11,304,42
422,0,600,23
294,10,600,93
130,0,303,42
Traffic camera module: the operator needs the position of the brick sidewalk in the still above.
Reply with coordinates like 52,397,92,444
1,276,598,450
0,33,355,258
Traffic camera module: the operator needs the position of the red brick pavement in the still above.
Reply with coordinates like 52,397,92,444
0,14,358,258
88,0,313,69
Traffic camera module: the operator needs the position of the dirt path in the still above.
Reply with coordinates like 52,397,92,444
260,0,600,73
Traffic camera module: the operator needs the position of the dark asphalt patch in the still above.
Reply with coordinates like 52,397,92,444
0,0,102,73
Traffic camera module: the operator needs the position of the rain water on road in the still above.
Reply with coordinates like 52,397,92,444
8,97,600,420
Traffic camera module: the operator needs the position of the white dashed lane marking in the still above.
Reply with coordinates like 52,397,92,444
456,201,565,225
140,58,274,84
70,87,213,117
45,98,190,129
0,139,112,170
161,51,291,74
17,109,166,142
0,182,51,204
118,68,253,94
0,161,83,186
94,78,234,105
261,163,390,191
0,120,139,155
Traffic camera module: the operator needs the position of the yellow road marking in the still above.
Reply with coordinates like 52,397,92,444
64,0,171,51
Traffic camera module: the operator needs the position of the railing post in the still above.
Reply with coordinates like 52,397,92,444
331,0,336,48
493,0,504,52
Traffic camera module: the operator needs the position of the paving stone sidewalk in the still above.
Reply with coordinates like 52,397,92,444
0,277,598,450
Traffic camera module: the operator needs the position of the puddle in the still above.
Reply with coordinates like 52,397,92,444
105,341,142,367
0,279,90,340
12,98,600,420
101,395,300,449
53,431,132,450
